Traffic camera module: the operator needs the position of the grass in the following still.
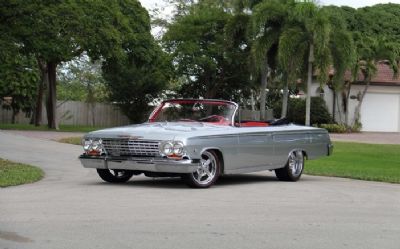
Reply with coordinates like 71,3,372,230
58,136,82,145
0,159,44,187
0,123,107,133
305,142,400,184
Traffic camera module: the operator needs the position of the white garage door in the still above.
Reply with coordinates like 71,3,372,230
361,93,400,132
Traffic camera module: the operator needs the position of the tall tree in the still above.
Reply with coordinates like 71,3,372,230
1,0,155,129
102,44,173,123
328,4,400,127
321,5,355,124
350,35,399,127
353,3,400,42
279,1,331,126
249,0,295,120
0,52,39,123
163,0,253,101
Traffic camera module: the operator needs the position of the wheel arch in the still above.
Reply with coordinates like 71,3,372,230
287,148,308,160
200,147,225,174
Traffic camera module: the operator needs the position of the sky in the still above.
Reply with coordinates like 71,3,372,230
139,0,400,11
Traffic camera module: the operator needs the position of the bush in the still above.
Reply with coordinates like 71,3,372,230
319,124,348,133
352,121,362,133
274,97,333,125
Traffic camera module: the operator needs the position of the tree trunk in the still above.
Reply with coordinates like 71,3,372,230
336,93,343,124
352,76,371,127
35,59,47,126
305,43,314,126
260,56,269,121
281,82,289,118
205,87,217,99
91,103,96,126
343,82,351,127
204,72,217,99
86,84,96,126
46,61,59,130
250,90,256,111
11,109,18,124
332,90,336,122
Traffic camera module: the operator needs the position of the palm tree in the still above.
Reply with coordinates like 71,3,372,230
290,2,332,126
248,0,294,120
350,35,399,127
278,25,309,118
323,7,355,125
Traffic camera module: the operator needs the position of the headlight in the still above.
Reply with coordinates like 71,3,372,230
91,139,102,151
161,142,174,156
172,142,184,156
83,139,92,151
82,138,103,155
160,141,185,157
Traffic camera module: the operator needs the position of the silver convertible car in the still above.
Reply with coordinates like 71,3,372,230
80,99,333,188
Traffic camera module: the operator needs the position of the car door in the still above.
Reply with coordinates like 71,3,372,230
234,132,275,171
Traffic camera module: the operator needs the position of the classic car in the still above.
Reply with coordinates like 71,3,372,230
79,99,333,188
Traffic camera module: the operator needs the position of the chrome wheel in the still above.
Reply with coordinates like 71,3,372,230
193,151,217,185
275,150,304,181
288,151,304,178
183,150,221,188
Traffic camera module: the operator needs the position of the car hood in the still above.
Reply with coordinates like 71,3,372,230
85,122,231,141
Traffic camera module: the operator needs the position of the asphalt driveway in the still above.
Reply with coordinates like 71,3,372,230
0,131,399,249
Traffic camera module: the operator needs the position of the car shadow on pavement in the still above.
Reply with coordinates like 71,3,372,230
83,177,187,189
82,173,286,189
217,174,277,186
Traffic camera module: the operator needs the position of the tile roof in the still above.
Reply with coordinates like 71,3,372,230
343,63,400,86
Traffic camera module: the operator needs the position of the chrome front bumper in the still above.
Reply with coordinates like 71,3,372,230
79,155,200,173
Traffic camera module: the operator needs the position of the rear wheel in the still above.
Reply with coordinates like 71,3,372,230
96,169,134,183
275,150,304,181
183,150,221,188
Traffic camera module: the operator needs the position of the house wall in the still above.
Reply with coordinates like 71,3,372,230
311,81,400,132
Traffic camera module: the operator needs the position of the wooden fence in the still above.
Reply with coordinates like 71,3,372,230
0,101,130,127
1,100,275,127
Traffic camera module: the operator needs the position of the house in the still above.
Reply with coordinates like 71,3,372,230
311,63,400,132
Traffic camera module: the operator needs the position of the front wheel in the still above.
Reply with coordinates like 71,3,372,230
183,150,221,188
96,169,134,183
275,150,304,181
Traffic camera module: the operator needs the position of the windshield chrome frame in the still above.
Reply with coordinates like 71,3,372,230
148,99,239,126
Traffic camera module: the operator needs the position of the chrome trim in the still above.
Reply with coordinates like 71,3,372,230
102,138,161,157
79,155,200,173
148,99,239,126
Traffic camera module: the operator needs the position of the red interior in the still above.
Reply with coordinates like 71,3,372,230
237,121,269,127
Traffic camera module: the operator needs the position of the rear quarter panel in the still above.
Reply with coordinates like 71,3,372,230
178,125,331,174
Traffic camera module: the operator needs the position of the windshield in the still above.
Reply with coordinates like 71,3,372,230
150,100,237,126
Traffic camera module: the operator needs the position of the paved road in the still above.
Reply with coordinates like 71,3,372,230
330,132,400,144
1,131,400,249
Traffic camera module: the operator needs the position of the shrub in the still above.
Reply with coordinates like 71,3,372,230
351,121,362,132
319,123,348,133
273,97,333,125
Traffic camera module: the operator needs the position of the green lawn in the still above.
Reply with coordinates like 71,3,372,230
58,136,82,145
305,142,400,183
0,159,44,187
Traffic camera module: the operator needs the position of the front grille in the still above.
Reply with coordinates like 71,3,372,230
102,139,160,157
